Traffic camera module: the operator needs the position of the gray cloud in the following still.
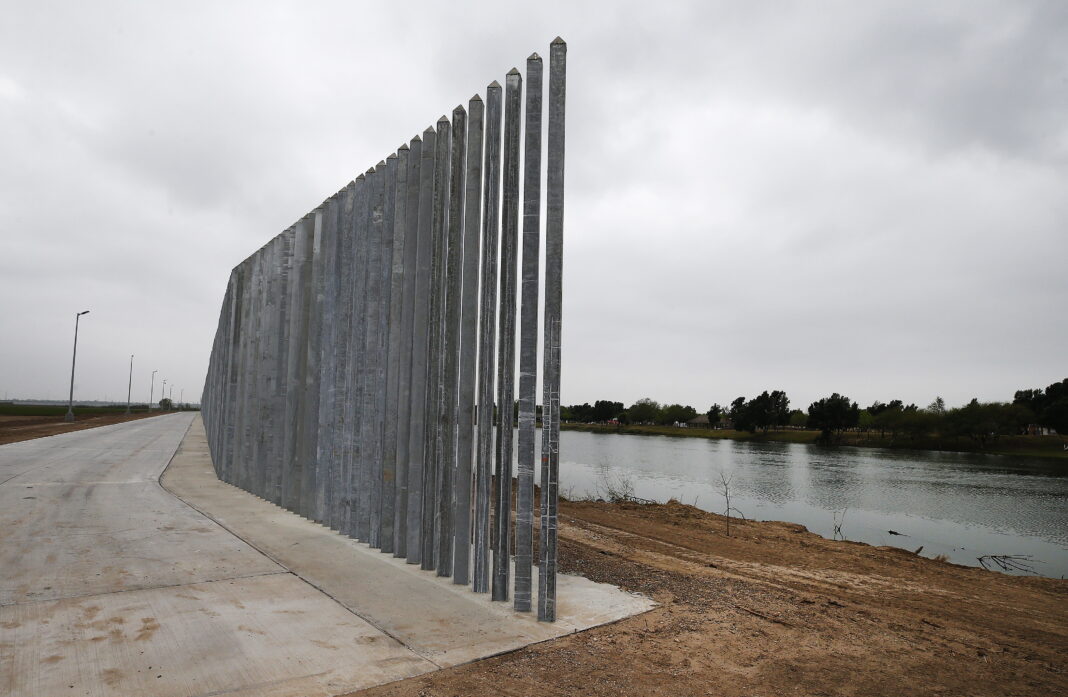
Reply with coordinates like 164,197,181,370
1,0,1064,412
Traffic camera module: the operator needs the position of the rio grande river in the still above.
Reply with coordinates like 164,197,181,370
539,430,1068,578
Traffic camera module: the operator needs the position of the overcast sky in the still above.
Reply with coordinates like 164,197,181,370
1,1,1065,412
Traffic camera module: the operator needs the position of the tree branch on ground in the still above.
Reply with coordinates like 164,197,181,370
976,554,1042,574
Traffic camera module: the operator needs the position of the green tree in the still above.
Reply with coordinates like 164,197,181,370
627,397,662,424
947,399,1034,447
807,393,859,442
788,409,807,428
768,390,791,429
1014,378,1068,433
1013,388,1044,412
899,408,937,441
591,400,624,422
728,397,746,426
661,403,698,425
873,406,902,438
729,396,756,432
867,401,889,416
875,399,906,414
159,398,173,410
750,391,775,431
728,390,791,433
707,403,723,426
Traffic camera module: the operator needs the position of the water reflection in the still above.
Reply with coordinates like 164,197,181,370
527,429,1068,577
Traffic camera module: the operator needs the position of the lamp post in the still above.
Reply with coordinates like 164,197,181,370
150,370,158,410
64,310,90,422
125,354,134,415
161,379,167,409
180,388,184,407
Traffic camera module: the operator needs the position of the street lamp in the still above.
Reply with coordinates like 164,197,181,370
150,369,158,409
180,388,184,407
161,379,166,409
125,354,134,415
64,310,90,422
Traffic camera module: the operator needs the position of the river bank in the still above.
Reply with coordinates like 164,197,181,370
562,422,1068,461
356,498,1067,697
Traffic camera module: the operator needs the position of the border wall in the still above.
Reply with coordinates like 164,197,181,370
201,38,566,620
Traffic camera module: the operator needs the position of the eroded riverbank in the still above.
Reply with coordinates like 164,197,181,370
549,428,1068,578
356,499,1068,697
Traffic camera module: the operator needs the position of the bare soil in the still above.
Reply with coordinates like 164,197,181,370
0,412,163,445
355,499,1067,697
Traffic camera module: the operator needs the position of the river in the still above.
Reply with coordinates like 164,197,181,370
538,430,1068,578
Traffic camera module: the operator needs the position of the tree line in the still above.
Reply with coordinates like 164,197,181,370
561,377,1068,445
561,398,700,427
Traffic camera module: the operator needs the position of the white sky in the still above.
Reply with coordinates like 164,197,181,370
1,0,1065,411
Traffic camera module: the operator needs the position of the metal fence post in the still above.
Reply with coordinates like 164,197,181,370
406,126,437,565
395,135,423,557
538,37,567,622
493,67,522,602
474,81,502,593
454,95,483,586
515,52,543,612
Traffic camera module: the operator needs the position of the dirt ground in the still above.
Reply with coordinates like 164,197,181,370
0,412,163,445
355,499,1067,697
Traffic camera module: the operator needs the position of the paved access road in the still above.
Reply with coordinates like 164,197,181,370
0,413,433,697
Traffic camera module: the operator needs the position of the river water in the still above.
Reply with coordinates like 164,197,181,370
539,430,1068,578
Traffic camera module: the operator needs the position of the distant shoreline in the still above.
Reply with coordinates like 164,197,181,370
559,422,1068,461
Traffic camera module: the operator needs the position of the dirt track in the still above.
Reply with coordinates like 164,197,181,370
356,499,1067,697
0,412,163,445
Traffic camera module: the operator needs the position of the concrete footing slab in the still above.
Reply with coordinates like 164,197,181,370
164,415,655,668
0,414,653,696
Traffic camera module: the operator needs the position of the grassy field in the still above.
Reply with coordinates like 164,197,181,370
561,422,1068,460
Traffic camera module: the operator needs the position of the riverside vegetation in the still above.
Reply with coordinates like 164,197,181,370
559,377,1068,460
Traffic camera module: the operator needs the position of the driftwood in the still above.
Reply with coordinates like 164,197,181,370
976,554,1042,574
832,509,846,540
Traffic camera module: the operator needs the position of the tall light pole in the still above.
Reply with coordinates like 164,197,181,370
161,379,167,409
64,310,90,422
125,354,134,414
180,388,184,407
150,370,158,409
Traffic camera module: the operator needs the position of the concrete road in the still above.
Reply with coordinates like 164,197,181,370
1,413,653,697
0,414,433,696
